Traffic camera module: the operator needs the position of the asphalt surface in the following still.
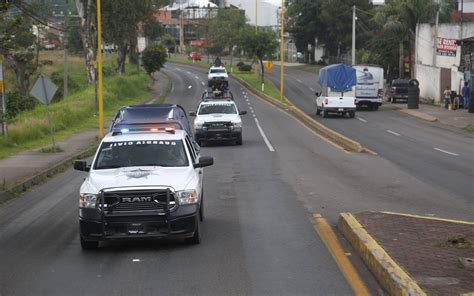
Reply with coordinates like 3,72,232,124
267,65,474,202
0,63,473,295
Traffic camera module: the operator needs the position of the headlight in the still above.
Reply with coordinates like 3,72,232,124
194,121,203,129
177,190,198,205
232,121,242,128
80,193,97,208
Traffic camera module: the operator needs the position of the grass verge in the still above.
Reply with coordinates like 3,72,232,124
0,58,151,160
463,124,474,133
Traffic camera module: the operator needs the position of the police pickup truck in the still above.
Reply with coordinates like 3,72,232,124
74,127,213,249
190,97,246,146
207,66,229,90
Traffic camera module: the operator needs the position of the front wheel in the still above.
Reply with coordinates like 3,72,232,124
392,97,397,103
185,216,201,245
372,104,379,111
236,134,243,145
316,107,321,115
322,109,329,118
80,236,99,250
349,111,355,118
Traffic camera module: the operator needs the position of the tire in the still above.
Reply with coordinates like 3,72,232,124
316,107,321,115
322,109,329,118
373,104,379,111
199,190,204,222
349,111,355,118
236,134,243,145
392,97,397,103
80,236,99,250
185,216,201,245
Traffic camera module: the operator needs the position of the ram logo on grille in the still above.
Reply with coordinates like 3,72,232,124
122,197,153,202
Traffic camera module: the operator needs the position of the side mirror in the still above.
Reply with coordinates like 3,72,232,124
206,71,209,74
239,110,247,115
193,156,214,168
189,111,196,117
74,160,90,172
315,92,320,97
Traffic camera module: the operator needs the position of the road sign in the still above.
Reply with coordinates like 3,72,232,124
137,37,146,53
30,75,57,105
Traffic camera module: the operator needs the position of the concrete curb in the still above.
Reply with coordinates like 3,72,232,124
399,109,438,122
0,142,99,204
338,212,426,296
231,74,364,153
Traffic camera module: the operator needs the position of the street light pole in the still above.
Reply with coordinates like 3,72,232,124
352,5,356,65
280,0,284,101
96,0,104,138
255,0,258,32
63,9,68,100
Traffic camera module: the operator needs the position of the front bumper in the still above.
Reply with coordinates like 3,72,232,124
195,128,241,141
79,205,198,241
355,98,382,105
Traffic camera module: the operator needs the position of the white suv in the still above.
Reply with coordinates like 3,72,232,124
190,100,246,146
74,128,213,249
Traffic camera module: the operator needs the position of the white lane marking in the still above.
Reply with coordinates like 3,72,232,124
310,87,315,92
132,259,140,262
251,110,255,114
194,75,199,79
254,118,275,152
357,117,367,123
247,102,251,105
434,148,459,156
245,98,249,102
386,130,401,137
296,79,302,83
176,67,181,71
186,71,191,74
253,114,257,118
188,85,192,89
201,81,205,86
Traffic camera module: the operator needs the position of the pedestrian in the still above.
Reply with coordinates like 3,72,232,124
443,86,451,108
461,81,470,109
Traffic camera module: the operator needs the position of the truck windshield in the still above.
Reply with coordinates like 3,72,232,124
210,69,226,74
198,104,237,115
94,140,189,169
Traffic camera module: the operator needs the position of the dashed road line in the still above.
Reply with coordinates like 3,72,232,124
357,117,367,123
434,148,459,156
386,130,401,137
310,87,315,92
201,81,205,86
296,78,302,83
254,118,275,152
188,85,192,89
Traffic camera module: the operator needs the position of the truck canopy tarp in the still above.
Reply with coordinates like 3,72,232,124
318,64,357,92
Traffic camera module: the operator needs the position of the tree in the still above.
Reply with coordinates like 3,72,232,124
102,0,152,75
0,2,39,94
75,0,97,84
142,44,167,77
238,26,278,86
67,20,83,53
207,9,246,66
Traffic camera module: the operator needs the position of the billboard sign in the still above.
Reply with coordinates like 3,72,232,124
436,38,457,57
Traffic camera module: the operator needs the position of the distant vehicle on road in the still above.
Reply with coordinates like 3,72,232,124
388,79,410,103
190,99,246,146
353,65,384,110
74,127,214,249
188,52,203,61
315,64,357,118
207,66,229,90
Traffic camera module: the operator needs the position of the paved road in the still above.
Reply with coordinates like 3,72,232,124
267,65,474,202
1,63,473,295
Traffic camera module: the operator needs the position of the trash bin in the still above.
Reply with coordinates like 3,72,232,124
469,91,474,113
407,79,420,109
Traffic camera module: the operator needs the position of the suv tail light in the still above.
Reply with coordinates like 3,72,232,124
391,86,396,94
324,98,328,105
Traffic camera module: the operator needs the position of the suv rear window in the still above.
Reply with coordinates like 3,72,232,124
392,79,409,86
210,69,226,74
94,140,189,169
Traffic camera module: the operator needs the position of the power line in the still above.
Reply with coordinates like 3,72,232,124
13,3,66,32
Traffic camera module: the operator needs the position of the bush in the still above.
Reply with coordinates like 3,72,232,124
142,44,167,76
238,64,252,72
50,71,80,103
5,91,37,119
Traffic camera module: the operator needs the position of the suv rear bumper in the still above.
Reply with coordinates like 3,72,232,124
324,107,356,113
79,205,198,241
355,98,382,105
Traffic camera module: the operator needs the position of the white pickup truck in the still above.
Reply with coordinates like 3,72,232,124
315,90,356,118
315,64,357,118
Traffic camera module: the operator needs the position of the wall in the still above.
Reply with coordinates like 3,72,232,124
415,64,440,101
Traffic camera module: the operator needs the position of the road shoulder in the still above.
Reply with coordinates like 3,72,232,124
339,211,474,296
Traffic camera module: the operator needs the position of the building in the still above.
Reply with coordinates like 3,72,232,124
414,22,474,102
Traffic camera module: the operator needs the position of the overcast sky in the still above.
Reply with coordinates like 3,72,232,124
228,0,280,26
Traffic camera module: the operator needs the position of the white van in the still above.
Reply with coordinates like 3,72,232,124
353,65,384,110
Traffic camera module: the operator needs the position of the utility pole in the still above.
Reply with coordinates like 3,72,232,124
433,8,439,67
0,61,7,137
255,0,258,32
180,10,185,54
352,5,356,65
63,7,68,100
96,0,104,138
280,0,284,101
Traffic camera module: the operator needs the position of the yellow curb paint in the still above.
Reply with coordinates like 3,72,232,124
312,213,371,296
338,213,426,296
380,211,474,225
399,109,438,122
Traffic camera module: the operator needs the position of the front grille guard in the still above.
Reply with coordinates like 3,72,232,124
98,188,174,237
